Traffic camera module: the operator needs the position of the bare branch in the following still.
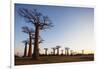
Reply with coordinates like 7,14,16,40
22,40,29,44
22,26,34,34
18,8,53,30
18,8,36,25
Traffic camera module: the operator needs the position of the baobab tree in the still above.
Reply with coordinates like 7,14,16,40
22,26,34,57
82,50,84,55
70,50,73,56
56,46,61,55
18,8,53,60
44,48,48,55
22,40,29,57
50,51,53,55
51,47,56,55
61,49,64,55
65,47,70,56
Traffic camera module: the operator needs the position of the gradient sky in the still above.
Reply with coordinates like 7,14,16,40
14,3,94,56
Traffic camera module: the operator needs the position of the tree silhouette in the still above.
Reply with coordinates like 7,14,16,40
56,46,61,55
18,8,53,60
50,51,53,55
82,50,84,55
51,47,56,55
22,40,29,57
65,47,70,56
44,48,48,55
70,50,73,56
61,49,64,55
22,26,34,57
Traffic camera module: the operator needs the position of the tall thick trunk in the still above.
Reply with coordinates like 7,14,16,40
57,49,59,55
45,50,47,55
70,50,73,56
82,50,84,55
28,34,32,57
33,25,39,60
53,49,55,55
67,50,69,56
61,50,63,55
65,50,67,55
24,43,27,57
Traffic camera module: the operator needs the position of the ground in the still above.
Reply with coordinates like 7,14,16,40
15,54,94,65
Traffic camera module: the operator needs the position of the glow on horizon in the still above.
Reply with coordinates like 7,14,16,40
14,4,94,56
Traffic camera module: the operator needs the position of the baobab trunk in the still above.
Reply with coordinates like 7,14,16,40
82,50,84,55
65,50,67,56
67,49,69,56
45,50,47,55
33,25,39,60
57,49,59,55
70,50,73,56
53,50,55,55
28,34,32,57
24,43,27,57
61,50,64,55
52,48,56,55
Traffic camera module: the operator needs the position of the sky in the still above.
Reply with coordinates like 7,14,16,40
14,3,94,56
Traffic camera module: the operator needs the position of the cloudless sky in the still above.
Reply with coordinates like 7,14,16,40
15,3,94,56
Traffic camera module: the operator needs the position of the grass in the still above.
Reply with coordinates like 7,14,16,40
15,54,94,65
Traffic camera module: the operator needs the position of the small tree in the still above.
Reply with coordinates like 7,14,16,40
44,48,48,55
22,26,34,57
22,40,29,57
65,47,70,56
56,46,61,55
51,47,56,55
70,50,73,56
82,50,84,55
51,52,53,55
18,8,53,60
61,49,64,55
